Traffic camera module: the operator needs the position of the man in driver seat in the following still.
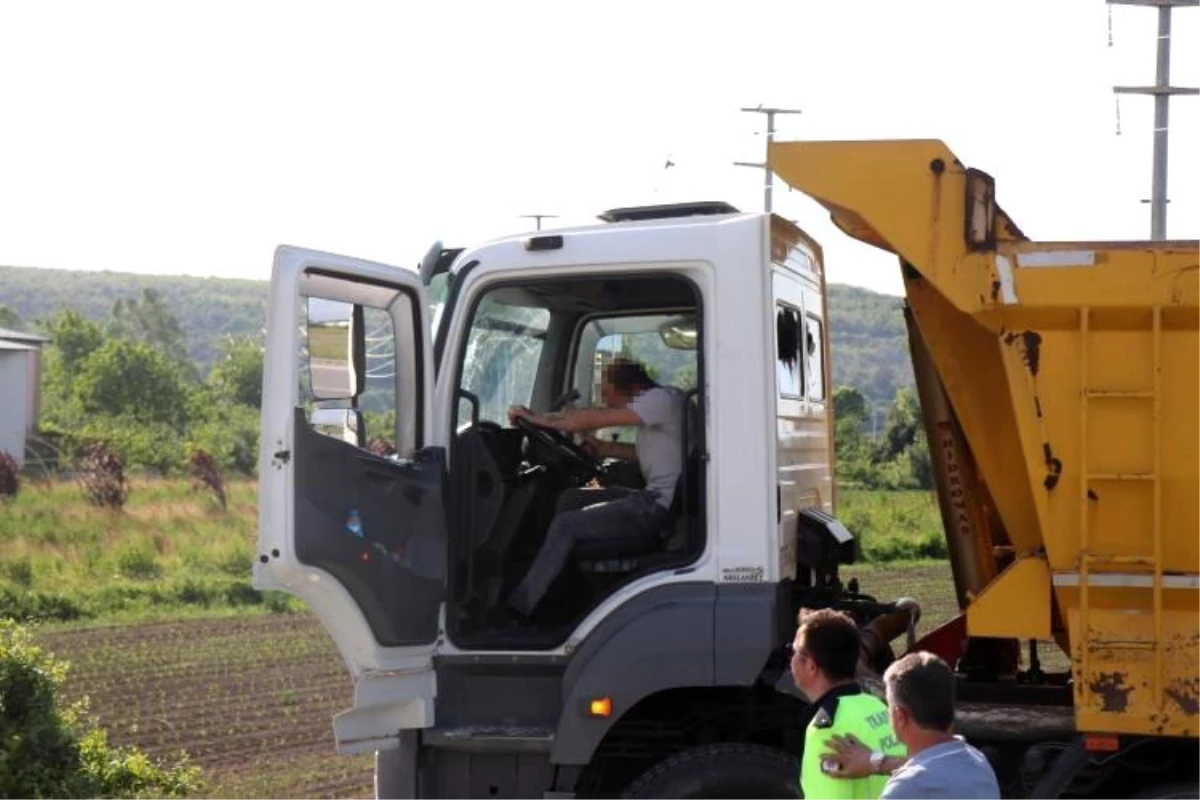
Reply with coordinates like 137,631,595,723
505,358,686,619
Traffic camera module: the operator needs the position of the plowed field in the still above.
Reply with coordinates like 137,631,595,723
39,614,374,799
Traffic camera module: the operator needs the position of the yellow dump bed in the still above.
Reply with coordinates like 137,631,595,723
770,140,1199,739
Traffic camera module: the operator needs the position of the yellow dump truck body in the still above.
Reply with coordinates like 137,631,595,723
770,140,1199,739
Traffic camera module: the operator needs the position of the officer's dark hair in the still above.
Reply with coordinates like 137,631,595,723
884,651,956,731
604,358,657,394
796,608,860,682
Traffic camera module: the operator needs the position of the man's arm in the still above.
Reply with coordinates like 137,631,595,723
822,734,907,779
803,728,867,800
585,436,636,461
509,405,641,433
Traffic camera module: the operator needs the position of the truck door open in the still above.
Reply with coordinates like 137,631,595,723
254,245,446,754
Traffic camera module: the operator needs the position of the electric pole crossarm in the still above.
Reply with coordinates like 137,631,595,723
1114,86,1199,95
1108,0,1196,240
734,106,802,212
1106,0,1196,7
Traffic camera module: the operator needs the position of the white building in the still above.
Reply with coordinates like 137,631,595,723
0,327,50,467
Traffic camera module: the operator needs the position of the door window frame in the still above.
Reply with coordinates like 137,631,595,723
803,311,827,404
299,267,428,452
567,307,701,406
774,300,806,402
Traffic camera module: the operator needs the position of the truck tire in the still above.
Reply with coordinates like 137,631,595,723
620,742,800,799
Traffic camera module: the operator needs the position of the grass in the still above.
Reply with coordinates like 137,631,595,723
843,560,960,631
837,489,947,562
0,479,941,627
0,477,301,625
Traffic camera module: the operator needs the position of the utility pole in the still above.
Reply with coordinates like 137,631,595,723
1109,0,1198,240
733,106,802,212
520,214,558,231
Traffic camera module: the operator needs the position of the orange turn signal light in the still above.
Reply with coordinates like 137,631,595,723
588,697,613,718
1084,734,1119,752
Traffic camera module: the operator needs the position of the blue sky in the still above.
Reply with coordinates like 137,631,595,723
1,0,1196,296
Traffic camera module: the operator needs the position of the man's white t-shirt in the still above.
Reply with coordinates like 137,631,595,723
627,386,687,509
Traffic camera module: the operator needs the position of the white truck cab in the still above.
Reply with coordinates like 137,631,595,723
254,202,878,798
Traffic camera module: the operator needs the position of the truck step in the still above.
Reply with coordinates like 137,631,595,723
424,725,555,754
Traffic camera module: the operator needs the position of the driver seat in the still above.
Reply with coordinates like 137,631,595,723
573,388,701,574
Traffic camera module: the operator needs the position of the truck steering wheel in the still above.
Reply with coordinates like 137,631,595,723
513,416,605,477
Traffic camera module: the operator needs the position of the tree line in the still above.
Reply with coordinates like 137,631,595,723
1,270,928,489
0,266,916,407
833,385,932,491
13,289,262,477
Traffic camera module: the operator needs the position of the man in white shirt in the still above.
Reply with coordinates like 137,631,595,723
821,651,1001,799
505,358,685,618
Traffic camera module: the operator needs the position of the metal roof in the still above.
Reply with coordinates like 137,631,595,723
0,326,49,344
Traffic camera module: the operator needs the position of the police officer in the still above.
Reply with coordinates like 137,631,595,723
790,608,908,799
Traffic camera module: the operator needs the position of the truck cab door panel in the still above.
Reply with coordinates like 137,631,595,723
255,245,443,751
293,407,446,647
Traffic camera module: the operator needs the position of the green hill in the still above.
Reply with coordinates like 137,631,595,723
826,284,915,407
0,265,914,404
0,266,266,371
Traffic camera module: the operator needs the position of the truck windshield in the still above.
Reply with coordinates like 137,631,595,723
459,296,549,426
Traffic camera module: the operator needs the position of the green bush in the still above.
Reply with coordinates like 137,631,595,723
0,588,83,623
1,557,33,590
188,403,259,475
43,406,259,478
0,619,201,798
78,417,186,476
74,339,189,429
0,451,19,499
115,545,161,581
838,490,948,563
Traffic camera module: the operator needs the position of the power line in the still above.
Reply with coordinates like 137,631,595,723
1108,0,1198,239
733,105,802,212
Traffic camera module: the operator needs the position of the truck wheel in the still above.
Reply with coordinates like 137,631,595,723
620,742,800,799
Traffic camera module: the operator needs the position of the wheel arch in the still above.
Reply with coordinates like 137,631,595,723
551,582,794,767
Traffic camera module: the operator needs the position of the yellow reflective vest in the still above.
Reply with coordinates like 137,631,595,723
800,684,907,799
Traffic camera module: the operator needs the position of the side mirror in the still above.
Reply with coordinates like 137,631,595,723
659,314,698,350
418,240,445,286
310,407,363,447
306,298,366,400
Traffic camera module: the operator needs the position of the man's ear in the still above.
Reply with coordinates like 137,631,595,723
802,655,817,678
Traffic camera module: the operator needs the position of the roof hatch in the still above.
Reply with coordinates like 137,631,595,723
598,201,740,223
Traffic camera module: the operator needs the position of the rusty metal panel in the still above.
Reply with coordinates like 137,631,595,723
1067,604,1199,737
769,138,1199,742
